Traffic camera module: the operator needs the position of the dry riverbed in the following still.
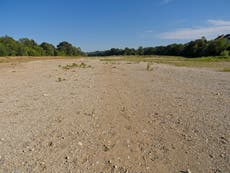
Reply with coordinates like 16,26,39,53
0,58,229,173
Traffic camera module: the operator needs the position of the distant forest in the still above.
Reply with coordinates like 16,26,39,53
0,35,230,58
89,35,230,58
0,36,85,56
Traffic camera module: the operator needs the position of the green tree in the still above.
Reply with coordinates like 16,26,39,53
206,38,229,56
137,46,144,55
19,38,37,47
0,36,20,56
57,41,82,56
19,38,44,56
0,43,7,56
40,42,56,56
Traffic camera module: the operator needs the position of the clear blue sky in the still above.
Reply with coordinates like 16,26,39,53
1,0,230,51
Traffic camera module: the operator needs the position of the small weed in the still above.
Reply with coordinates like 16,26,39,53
62,62,91,70
103,145,110,152
146,62,153,71
56,77,66,82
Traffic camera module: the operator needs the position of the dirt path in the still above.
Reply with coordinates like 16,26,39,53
0,59,229,173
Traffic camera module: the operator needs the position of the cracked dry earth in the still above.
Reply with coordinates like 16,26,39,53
0,58,229,173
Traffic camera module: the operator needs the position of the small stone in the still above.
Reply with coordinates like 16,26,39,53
113,165,118,169
40,161,45,165
43,94,48,97
220,153,226,158
106,160,112,164
48,141,53,147
220,136,228,144
78,142,83,146
187,169,192,173
142,129,147,133
209,154,214,158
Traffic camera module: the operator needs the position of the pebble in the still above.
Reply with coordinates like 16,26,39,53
220,153,226,158
142,129,147,133
209,154,214,158
48,141,53,147
220,136,228,144
106,160,112,164
78,142,83,146
113,165,118,169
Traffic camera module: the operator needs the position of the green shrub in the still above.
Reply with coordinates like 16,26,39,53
220,50,229,57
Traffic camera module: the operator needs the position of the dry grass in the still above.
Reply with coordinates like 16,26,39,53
221,67,230,72
0,56,82,64
100,56,230,71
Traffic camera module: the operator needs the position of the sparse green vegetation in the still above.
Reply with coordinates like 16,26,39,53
56,77,66,82
0,59,9,63
61,62,92,70
221,67,230,72
100,55,230,71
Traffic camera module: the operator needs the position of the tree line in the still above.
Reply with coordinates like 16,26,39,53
0,36,85,56
1,35,230,57
88,36,230,57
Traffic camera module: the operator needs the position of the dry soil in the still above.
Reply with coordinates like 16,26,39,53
0,58,229,173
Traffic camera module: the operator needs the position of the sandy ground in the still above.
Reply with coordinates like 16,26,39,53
0,58,229,173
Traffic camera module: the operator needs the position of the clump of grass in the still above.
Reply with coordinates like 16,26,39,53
56,77,66,82
62,62,91,70
221,67,230,72
146,62,153,71
0,59,9,63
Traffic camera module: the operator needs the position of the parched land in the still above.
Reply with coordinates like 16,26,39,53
0,57,229,173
